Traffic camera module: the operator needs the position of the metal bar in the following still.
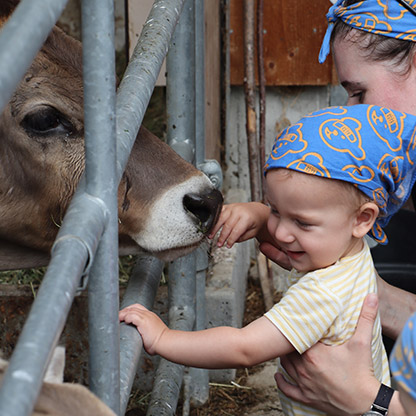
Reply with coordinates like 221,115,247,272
116,0,189,411
115,0,187,178
119,255,164,415
166,0,196,165
194,0,206,168
146,2,197,414
187,0,210,408
146,254,197,416
0,192,107,416
80,0,119,413
0,0,68,113
187,248,210,408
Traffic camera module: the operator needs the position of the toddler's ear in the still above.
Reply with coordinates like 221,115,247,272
352,202,379,238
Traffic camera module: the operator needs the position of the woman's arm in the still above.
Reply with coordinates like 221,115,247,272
275,294,407,416
376,274,416,339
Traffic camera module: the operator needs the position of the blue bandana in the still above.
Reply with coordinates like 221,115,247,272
390,312,416,400
319,0,416,63
264,104,416,244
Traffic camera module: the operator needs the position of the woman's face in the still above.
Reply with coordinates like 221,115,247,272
333,32,416,115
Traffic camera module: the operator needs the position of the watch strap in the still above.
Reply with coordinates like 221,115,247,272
370,384,394,415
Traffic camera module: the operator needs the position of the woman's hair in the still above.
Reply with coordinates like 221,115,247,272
331,0,416,75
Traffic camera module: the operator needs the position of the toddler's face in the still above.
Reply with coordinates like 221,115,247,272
265,169,363,272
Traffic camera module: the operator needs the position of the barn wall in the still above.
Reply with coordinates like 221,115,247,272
223,85,347,197
223,0,346,198
229,0,336,86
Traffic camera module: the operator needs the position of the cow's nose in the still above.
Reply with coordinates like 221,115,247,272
183,188,223,234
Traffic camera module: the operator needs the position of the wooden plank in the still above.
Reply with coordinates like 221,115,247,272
230,0,336,86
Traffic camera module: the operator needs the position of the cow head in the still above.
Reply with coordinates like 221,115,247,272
0,4,223,262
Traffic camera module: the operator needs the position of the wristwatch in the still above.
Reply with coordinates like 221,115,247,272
362,384,394,416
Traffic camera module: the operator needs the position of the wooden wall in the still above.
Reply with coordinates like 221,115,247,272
229,0,336,85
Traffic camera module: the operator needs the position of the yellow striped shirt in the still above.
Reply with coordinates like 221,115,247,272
265,241,390,416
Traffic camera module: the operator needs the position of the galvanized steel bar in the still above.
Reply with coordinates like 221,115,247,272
81,0,120,413
188,248,210,407
146,254,197,416
0,0,68,114
119,255,164,415
0,192,107,416
115,0,187,178
146,1,197,414
194,0,206,168
188,0,210,408
116,0,189,411
166,0,196,165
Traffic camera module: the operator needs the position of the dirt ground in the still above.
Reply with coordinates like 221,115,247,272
126,277,284,416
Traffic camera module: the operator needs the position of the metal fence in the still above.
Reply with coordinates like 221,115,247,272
0,0,221,415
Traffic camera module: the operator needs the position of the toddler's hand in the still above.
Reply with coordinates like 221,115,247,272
208,202,268,248
119,304,167,355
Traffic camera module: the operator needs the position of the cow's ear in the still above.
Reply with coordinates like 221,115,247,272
0,0,19,20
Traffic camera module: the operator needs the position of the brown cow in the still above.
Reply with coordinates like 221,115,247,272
0,1,222,265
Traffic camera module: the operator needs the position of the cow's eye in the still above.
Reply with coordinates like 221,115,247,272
21,106,75,137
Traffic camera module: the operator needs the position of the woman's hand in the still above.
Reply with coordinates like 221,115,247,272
259,241,291,270
275,293,381,415
376,274,416,340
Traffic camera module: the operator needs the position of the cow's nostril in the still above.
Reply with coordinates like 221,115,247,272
183,189,223,234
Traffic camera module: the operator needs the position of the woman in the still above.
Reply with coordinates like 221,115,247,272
262,0,416,414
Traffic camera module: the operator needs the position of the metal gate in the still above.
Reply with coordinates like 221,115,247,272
0,0,221,415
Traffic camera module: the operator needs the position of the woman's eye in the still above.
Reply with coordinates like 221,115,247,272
350,91,364,103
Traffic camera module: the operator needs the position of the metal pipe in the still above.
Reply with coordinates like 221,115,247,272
116,0,190,411
145,2,197,414
116,0,187,177
188,248,210,408
195,0,206,168
0,192,107,416
166,0,196,164
81,0,120,412
146,254,197,416
188,2,210,407
119,255,164,415
0,0,68,113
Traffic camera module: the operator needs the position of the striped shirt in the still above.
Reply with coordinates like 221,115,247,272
265,241,390,416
